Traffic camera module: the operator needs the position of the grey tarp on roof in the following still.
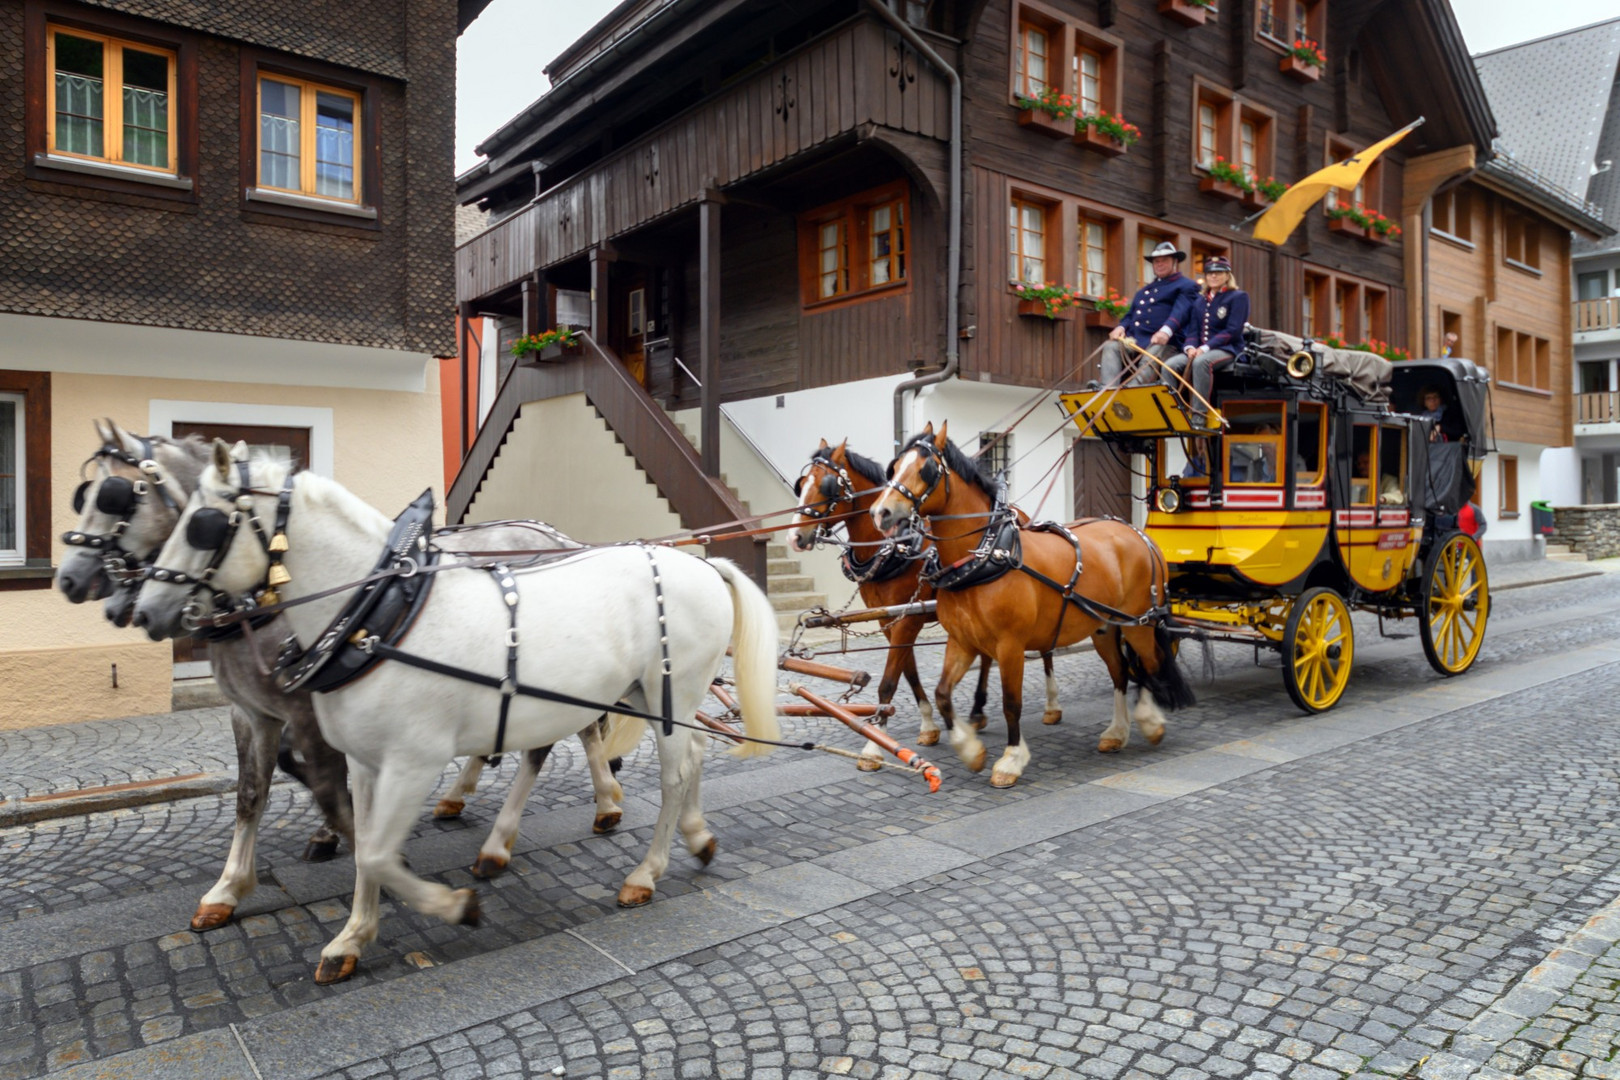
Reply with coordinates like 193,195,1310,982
1251,329,1392,404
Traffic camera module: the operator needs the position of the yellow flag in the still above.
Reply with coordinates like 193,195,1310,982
1252,121,1421,246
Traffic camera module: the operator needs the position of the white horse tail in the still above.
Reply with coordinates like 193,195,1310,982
599,713,648,761
708,558,782,758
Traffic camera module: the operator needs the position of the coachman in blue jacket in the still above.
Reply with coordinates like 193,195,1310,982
1098,241,1199,387
1163,255,1249,428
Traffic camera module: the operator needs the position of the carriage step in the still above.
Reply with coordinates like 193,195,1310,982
768,575,816,594
769,590,827,613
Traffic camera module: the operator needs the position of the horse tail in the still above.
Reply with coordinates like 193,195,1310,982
709,558,782,758
599,713,648,762
1123,623,1197,712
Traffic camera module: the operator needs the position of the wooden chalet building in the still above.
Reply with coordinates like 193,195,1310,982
450,0,1502,601
0,0,487,726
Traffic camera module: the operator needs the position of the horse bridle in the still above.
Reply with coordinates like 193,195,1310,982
792,452,862,547
62,440,186,585
144,460,294,630
883,440,951,521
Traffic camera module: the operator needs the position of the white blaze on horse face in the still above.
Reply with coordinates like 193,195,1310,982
788,471,823,553
870,447,923,535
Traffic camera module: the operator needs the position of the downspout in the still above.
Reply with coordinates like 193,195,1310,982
863,0,961,457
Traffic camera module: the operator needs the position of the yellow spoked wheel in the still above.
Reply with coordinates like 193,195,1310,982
1420,531,1489,676
1282,586,1355,714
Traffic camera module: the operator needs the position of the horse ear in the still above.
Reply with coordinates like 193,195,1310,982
229,439,250,462
834,438,848,459
919,421,934,439
93,417,113,444
108,419,141,457
934,420,949,449
211,438,233,477
817,437,830,450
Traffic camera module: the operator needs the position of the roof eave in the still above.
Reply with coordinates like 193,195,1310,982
1475,162,1614,238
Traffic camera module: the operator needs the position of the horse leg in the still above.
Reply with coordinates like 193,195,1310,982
1122,625,1173,746
581,718,625,832
434,756,488,818
1094,628,1132,753
471,746,550,879
864,620,919,769
934,638,986,772
901,631,939,747
1041,652,1062,726
192,706,277,930
287,708,352,861
619,727,705,907
315,761,379,984
677,732,716,865
989,645,1030,789
969,656,993,731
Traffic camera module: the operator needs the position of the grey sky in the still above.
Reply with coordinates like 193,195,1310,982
455,0,1620,174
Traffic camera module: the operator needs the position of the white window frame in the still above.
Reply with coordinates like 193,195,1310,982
147,399,333,477
0,392,24,567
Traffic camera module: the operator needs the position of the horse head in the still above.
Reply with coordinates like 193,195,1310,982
870,421,954,536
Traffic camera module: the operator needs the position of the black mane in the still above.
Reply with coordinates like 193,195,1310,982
902,432,999,499
811,445,887,488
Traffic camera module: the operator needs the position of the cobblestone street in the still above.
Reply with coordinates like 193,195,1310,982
5,566,1620,1080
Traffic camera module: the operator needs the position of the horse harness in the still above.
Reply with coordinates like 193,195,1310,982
796,449,925,586
62,439,187,585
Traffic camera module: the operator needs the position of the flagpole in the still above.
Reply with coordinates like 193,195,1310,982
1226,116,1427,233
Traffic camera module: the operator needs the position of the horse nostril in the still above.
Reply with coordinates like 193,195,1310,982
131,610,149,629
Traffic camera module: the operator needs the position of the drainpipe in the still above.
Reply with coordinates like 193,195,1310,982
863,0,961,457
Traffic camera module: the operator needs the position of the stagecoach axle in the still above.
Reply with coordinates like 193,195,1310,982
788,684,942,794
800,600,938,628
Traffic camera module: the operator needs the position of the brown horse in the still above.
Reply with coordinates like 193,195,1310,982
869,423,1194,787
788,439,1061,769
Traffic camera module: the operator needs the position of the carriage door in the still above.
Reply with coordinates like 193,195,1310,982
1377,420,1421,581
166,422,311,673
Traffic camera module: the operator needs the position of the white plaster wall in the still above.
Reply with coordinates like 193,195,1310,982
911,380,1075,521
721,373,917,481
1479,441,1543,546
466,394,683,543
1539,446,1582,506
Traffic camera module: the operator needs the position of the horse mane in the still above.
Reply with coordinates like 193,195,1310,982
814,445,886,488
153,434,212,492
903,432,999,500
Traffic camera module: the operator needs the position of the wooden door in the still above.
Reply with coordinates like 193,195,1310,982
613,268,649,386
1072,439,1131,521
167,422,311,666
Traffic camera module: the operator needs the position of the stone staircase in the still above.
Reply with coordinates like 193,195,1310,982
1546,543,1590,563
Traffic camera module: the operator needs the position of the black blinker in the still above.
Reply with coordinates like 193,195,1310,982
885,461,896,480
818,475,842,499
71,480,91,515
186,508,231,550
793,474,807,497
920,460,939,486
94,476,137,516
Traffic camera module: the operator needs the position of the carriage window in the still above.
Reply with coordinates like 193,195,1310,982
1377,425,1407,506
1350,424,1375,505
1295,403,1324,484
1161,437,1210,486
1222,402,1284,486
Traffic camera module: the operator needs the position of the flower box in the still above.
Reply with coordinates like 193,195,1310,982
1073,126,1127,158
1279,54,1321,82
523,340,583,363
1083,309,1118,328
1199,175,1246,202
1358,228,1391,246
512,329,584,364
1018,298,1076,321
1241,188,1271,212
1017,107,1072,138
1328,216,1365,239
1158,0,1210,27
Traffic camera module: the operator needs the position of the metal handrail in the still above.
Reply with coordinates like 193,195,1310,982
669,353,794,493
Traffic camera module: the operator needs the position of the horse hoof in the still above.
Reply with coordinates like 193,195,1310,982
1097,738,1124,754
433,799,465,819
1145,729,1165,746
969,714,989,731
965,746,986,772
303,837,341,863
856,756,882,772
917,730,940,747
695,837,718,866
1042,710,1063,726
617,883,654,908
314,954,358,985
455,889,481,927
593,811,623,834
990,771,1019,789
470,854,507,880
190,903,234,932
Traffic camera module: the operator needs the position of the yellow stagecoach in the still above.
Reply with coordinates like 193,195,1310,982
1060,330,1493,713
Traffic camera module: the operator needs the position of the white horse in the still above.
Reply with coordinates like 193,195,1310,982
133,441,780,983
58,421,630,933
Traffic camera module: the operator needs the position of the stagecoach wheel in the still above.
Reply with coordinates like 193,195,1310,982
1282,587,1355,714
1420,531,1489,677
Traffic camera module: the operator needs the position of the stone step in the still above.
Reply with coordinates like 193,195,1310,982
767,574,816,594
1546,543,1573,554
768,590,827,613
1547,551,1590,562
768,558,802,575
767,543,788,560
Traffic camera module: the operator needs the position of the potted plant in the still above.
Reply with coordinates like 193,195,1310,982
1073,111,1141,157
1326,202,1368,238
1363,209,1403,244
511,326,582,363
1086,287,1131,328
1013,86,1074,138
1280,38,1326,81
1159,0,1214,27
1245,174,1289,211
1013,281,1082,321
1199,156,1254,202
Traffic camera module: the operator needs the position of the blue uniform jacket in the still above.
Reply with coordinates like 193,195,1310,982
1185,287,1250,352
1117,273,1198,349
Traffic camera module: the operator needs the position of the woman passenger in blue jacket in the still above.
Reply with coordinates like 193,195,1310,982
1164,256,1249,428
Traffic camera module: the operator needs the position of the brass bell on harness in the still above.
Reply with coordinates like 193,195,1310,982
259,587,280,606
267,562,292,588
268,531,289,553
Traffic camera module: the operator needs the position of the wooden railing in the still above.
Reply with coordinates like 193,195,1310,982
445,333,767,586
1575,297,1620,333
1578,391,1620,425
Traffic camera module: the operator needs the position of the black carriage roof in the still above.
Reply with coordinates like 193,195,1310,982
1388,357,1494,458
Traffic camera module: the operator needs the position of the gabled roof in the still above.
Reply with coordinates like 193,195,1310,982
1473,18,1620,209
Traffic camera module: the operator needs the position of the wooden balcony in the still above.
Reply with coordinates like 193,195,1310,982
1578,391,1620,426
455,14,950,302
1575,297,1620,335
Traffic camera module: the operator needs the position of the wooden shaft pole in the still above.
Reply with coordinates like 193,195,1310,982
789,683,941,792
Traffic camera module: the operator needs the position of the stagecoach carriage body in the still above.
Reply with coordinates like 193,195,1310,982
1060,329,1494,713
